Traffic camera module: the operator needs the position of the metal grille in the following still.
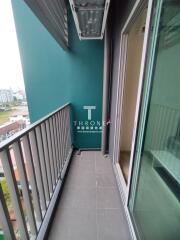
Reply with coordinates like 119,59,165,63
69,0,110,39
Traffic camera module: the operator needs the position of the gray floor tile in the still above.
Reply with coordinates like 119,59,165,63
97,187,121,209
81,150,96,160
47,151,131,240
65,168,96,188
49,207,97,240
68,153,95,174
60,186,96,209
95,157,114,175
97,209,132,240
68,158,80,174
95,151,105,160
96,172,117,187
73,157,96,172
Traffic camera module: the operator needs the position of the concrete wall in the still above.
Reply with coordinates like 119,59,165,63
11,0,104,149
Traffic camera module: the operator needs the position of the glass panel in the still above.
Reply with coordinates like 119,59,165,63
119,8,147,184
129,1,180,239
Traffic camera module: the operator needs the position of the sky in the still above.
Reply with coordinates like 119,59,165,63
0,0,25,91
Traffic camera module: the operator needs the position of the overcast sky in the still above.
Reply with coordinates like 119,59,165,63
0,0,25,90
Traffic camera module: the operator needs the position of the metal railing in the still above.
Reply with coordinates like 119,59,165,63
0,103,73,240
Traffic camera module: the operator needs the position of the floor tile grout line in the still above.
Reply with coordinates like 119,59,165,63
59,206,123,210
95,151,97,173
95,151,99,240
96,186,120,189
97,207,123,210
96,175,99,240
63,186,97,190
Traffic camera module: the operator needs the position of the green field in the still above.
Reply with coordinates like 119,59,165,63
0,234,4,240
0,110,15,125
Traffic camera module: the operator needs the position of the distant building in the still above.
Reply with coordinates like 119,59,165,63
0,89,13,104
0,121,25,142
10,109,30,126
0,108,29,142
13,90,26,101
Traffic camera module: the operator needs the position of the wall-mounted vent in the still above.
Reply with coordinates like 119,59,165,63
69,0,110,40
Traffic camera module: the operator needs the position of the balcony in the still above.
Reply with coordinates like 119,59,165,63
4,0,180,239
0,103,131,240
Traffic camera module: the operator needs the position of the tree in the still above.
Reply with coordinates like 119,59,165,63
1,179,13,212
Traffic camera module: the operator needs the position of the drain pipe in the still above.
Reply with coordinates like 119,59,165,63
101,28,111,155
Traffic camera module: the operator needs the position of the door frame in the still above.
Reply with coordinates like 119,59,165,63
112,0,154,238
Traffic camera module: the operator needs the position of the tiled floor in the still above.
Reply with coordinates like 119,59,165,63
48,151,132,240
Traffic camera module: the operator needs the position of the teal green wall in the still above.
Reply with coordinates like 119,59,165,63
11,0,104,149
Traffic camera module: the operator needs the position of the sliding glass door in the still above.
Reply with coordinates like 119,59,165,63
119,6,147,185
129,0,180,239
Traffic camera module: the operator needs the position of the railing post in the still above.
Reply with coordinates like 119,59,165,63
52,116,60,177
12,141,37,237
0,149,29,240
49,117,58,183
61,109,66,167
22,135,42,225
35,126,50,204
54,114,61,175
29,130,47,213
45,120,56,188
41,123,53,196
0,183,16,240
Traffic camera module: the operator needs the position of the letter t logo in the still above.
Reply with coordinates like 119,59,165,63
83,106,96,120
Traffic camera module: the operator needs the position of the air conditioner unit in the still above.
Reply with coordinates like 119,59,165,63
69,0,110,40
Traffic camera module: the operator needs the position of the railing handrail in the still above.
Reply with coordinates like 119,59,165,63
0,102,73,240
0,102,71,151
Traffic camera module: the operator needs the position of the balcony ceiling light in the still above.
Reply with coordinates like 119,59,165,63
69,0,110,40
